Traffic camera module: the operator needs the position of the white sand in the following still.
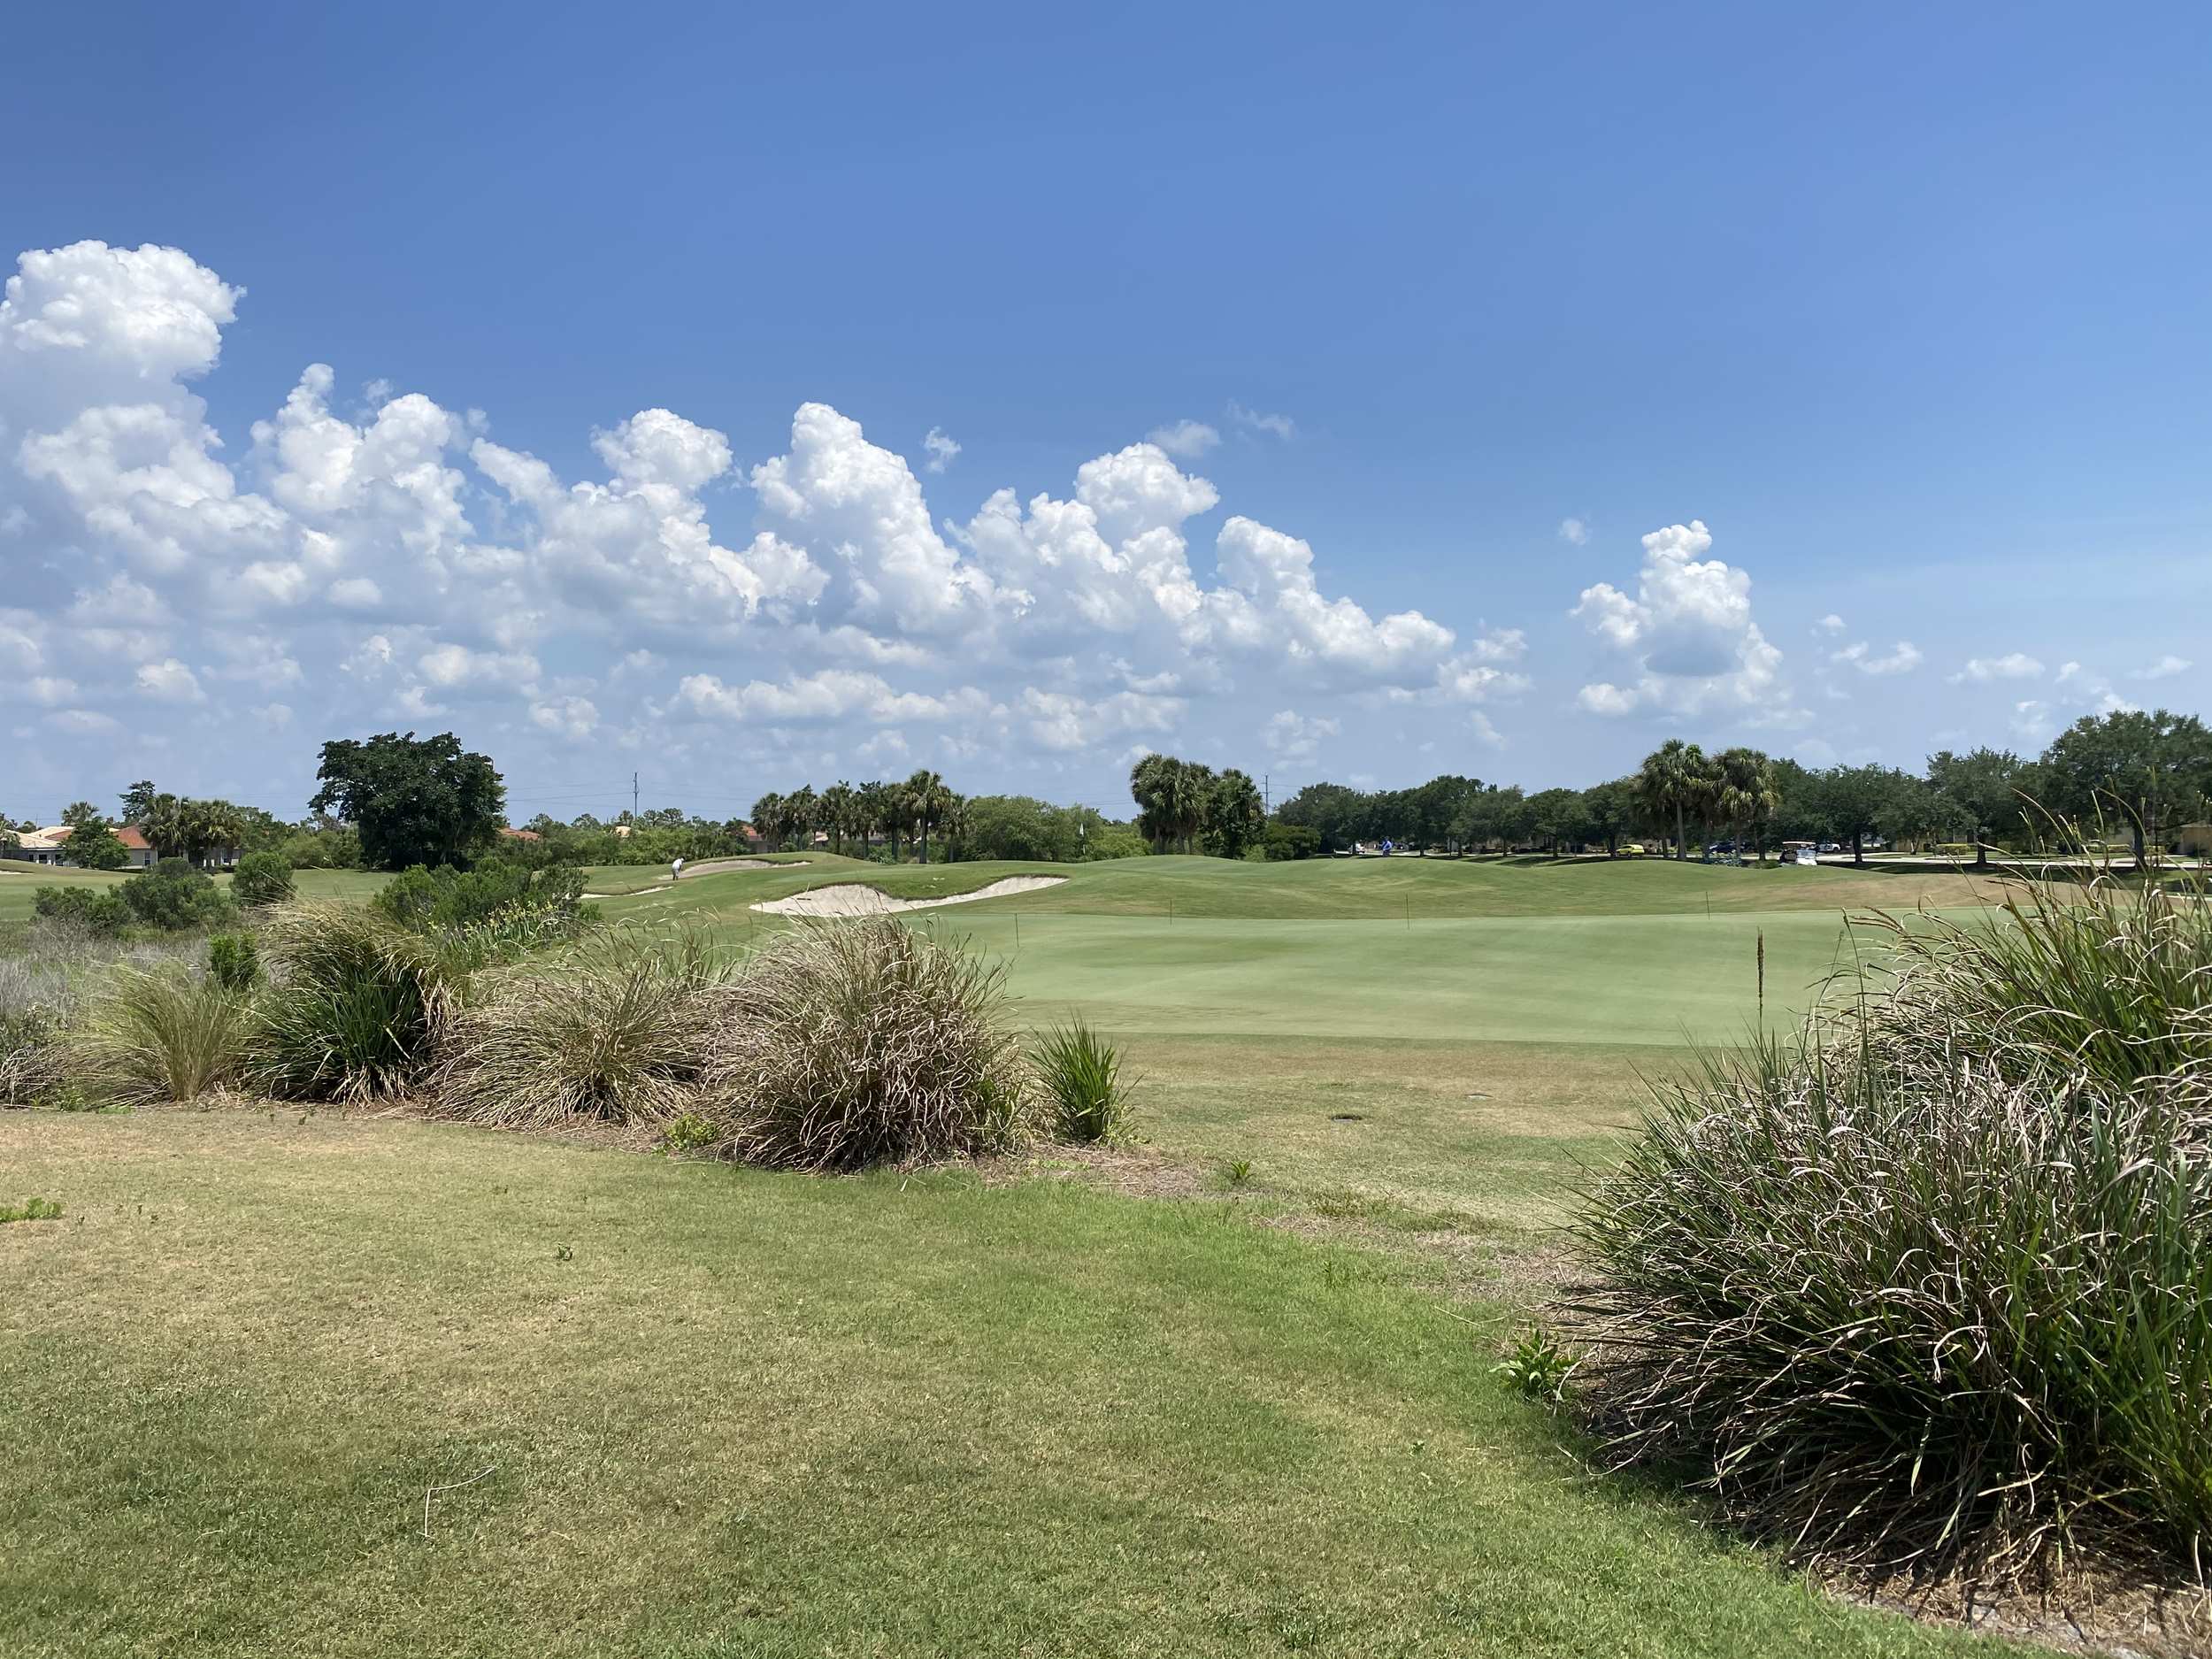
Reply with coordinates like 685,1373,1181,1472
750,875,1066,917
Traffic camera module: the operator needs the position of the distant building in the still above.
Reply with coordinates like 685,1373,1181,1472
498,826,542,843
12,824,207,869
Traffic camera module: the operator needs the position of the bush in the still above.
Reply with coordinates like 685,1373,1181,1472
207,933,260,992
230,850,296,908
373,858,587,934
697,919,1032,1170
1570,876,2212,1577
0,958,71,1107
119,860,239,933
434,933,727,1129
1033,1016,1131,1143
1260,822,1324,861
244,902,463,1102
73,964,245,1106
33,886,131,937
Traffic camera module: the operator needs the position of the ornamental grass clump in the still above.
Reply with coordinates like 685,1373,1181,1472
1570,873,2212,1580
72,964,245,1106
434,932,729,1130
1033,1015,1133,1144
243,901,462,1103
700,918,1032,1171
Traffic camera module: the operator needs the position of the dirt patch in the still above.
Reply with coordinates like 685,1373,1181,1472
751,876,1065,917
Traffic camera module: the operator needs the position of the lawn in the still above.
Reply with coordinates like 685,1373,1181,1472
0,1111,2007,1659
0,853,2037,1655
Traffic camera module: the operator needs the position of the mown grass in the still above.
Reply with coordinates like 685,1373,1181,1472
0,1110,2009,1659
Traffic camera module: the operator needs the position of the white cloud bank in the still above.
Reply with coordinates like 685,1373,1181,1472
0,240,1531,803
1570,520,1792,720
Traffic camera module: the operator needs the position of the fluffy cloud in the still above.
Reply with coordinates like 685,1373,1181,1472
1147,419,1219,458
1571,520,1786,717
1831,639,1923,676
2131,654,2192,681
1262,709,1338,763
1227,401,1294,440
921,426,961,473
29,237,2062,810
1949,653,2044,683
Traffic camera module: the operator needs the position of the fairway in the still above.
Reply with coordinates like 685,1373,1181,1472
1,850,2041,1655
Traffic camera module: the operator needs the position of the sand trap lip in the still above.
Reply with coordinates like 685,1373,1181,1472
751,875,1065,917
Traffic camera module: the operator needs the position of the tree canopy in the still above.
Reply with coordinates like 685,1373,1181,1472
309,732,505,872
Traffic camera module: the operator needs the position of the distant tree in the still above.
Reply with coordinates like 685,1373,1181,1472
1713,747,1781,863
903,771,956,864
1809,764,1916,867
61,801,103,831
1636,739,1705,861
1580,778,1638,856
1260,822,1323,860
1525,787,1591,854
749,792,786,850
119,780,159,827
63,816,130,871
1275,781,1364,853
2038,709,2212,865
309,732,505,872
786,784,820,852
1129,755,1178,854
1203,769,1265,859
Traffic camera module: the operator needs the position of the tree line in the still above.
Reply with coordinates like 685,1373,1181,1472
1268,708,2212,867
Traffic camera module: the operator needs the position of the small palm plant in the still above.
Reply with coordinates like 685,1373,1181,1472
1032,1016,1131,1144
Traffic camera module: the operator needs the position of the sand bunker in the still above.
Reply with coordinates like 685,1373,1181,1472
751,876,1065,917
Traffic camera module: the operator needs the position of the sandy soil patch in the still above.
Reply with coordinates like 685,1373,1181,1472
751,875,1065,917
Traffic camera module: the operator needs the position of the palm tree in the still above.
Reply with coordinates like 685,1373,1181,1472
1635,739,1705,861
749,792,785,852
904,770,954,864
1714,747,1781,864
786,785,818,852
818,781,856,855
1129,754,1177,853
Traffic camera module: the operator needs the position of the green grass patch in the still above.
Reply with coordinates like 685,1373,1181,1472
0,1111,2008,1658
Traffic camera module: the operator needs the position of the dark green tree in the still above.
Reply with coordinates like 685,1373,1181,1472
1203,769,1265,859
309,732,505,872
2038,709,2212,865
1925,747,2028,869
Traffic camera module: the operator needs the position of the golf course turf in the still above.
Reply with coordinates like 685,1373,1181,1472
0,853,2035,1655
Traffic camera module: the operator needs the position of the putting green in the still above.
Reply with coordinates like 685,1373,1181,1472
931,909,1911,1046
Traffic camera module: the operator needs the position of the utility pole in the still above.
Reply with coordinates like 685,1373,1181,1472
632,772,639,821
1263,772,1270,815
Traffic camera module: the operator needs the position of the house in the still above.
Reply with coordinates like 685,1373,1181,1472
498,827,542,843
12,824,217,869
9,827,67,865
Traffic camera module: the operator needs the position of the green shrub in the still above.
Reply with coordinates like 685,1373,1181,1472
0,1197,63,1224
1261,822,1324,861
119,860,240,933
244,902,462,1102
73,964,245,1106
697,919,1032,1170
33,887,131,936
230,850,296,908
1032,1016,1132,1143
1570,876,2212,1577
207,933,260,992
373,857,587,934
434,933,726,1129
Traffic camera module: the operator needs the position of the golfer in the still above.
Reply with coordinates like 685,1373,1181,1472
671,856,685,881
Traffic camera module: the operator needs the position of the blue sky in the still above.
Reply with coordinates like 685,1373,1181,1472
3,3,2205,826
